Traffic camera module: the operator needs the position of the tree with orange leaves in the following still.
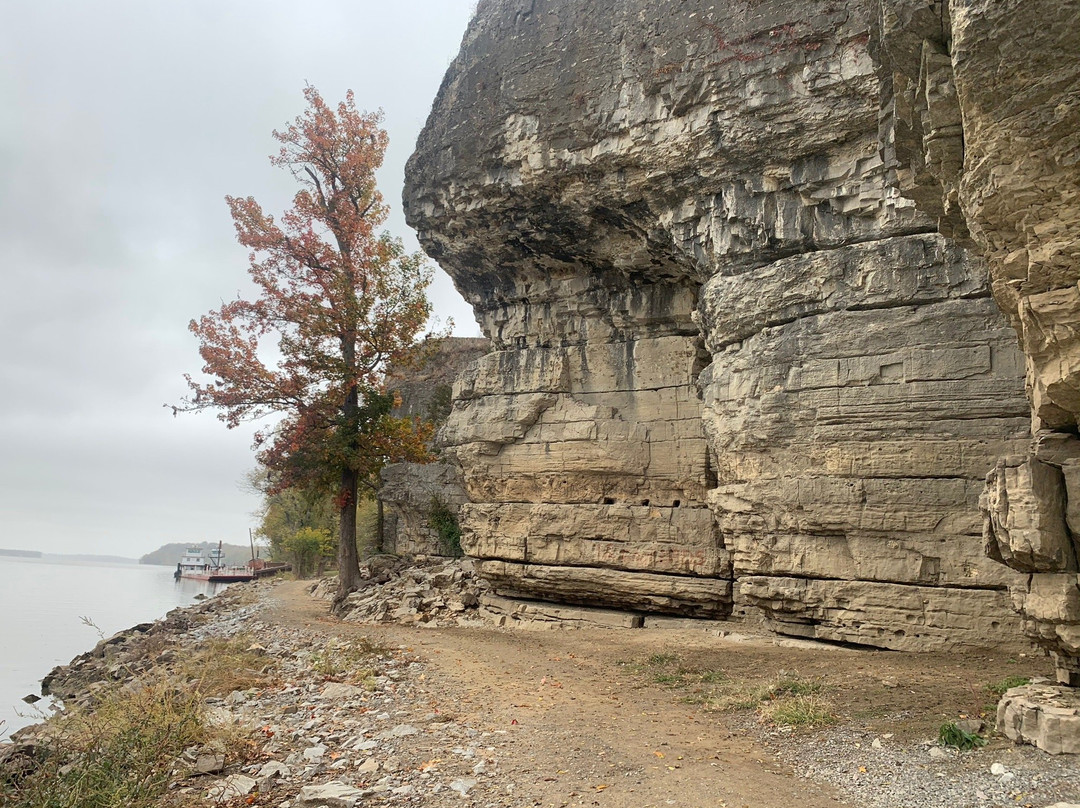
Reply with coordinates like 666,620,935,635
178,87,438,607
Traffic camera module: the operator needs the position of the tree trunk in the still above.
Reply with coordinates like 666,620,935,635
334,466,361,611
334,311,361,614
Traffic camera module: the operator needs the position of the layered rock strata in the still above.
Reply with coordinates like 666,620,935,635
380,337,489,556
997,683,1080,756
699,233,1031,648
439,276,726,616
876,0,1080,681
405,0,1034,649
379,462,471,556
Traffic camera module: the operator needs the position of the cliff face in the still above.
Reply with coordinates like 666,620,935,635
385,337,490,422
380,337,490,557
877,0,1080,683
700,233,1029,649
404,0,1058,652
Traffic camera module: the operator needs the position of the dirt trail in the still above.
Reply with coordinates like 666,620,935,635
268,581,851,808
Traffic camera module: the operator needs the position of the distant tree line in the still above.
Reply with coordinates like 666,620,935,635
139,542,253,567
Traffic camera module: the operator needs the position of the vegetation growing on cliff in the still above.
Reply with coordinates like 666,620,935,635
428,495,463,557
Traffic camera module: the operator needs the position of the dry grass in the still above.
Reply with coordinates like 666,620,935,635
308,637,387,689
175,634,277,696
760,694,838,728
1,633,277,807
2,683,210,808
623,652,836,728
938,721,988,750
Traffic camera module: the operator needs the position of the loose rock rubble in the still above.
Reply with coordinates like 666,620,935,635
309,555,489,628
2,579,518,807
174,587,515,806
38,611,193,707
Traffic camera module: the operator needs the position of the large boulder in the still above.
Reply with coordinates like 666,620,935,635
997,683,1080,756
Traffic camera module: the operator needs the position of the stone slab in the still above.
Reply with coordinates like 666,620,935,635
734,575,1030,653
997,684,1080,756
479,560,731,618
480,593,643,629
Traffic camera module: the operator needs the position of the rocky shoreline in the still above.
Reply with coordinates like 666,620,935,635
0,558,510,808
2,560,1079,807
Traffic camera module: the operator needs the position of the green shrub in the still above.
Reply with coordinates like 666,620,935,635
284,526,334,577
939,721,988,750
986,676,1030,698
429,496,463,557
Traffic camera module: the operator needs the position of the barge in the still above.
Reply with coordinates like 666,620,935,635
174,542,290,583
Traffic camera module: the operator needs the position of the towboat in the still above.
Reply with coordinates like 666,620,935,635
174,541,254,583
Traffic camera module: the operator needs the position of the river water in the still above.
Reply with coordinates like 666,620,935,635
0,555,225,738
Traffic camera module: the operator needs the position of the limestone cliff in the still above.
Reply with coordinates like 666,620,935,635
404,0,1046,651
380,337,490,556
877,0,1080,683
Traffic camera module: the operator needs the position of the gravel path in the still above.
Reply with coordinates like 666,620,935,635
10,573,1078,808
213,579,1079,808
741,716,1080,808
176,593,518,807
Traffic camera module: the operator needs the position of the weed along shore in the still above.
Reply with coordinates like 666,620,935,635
2,561,1079,808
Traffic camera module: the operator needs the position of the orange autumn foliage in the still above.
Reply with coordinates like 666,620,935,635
178,86,441,603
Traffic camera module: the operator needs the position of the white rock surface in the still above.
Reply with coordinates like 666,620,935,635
205,774,257,801
294,781,365,808
402,0,1040,655
997,684,1080,755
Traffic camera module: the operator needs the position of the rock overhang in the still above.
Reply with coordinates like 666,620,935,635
402,0,1079,665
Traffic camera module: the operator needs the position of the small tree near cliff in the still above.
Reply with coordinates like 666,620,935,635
178,87,436,609
284,526,336,578
251,473,338,563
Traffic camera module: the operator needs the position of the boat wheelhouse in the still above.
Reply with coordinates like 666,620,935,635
174,541,254,583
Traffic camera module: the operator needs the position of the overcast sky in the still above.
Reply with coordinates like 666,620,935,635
0,0,480,558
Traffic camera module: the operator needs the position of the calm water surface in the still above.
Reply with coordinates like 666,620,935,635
0,555,224,738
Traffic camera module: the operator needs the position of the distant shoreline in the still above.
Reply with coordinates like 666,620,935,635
0,543,260,568
0,550,139,565
0,549,40,559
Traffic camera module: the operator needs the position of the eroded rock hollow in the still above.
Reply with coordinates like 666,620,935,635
404,0,1076,657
